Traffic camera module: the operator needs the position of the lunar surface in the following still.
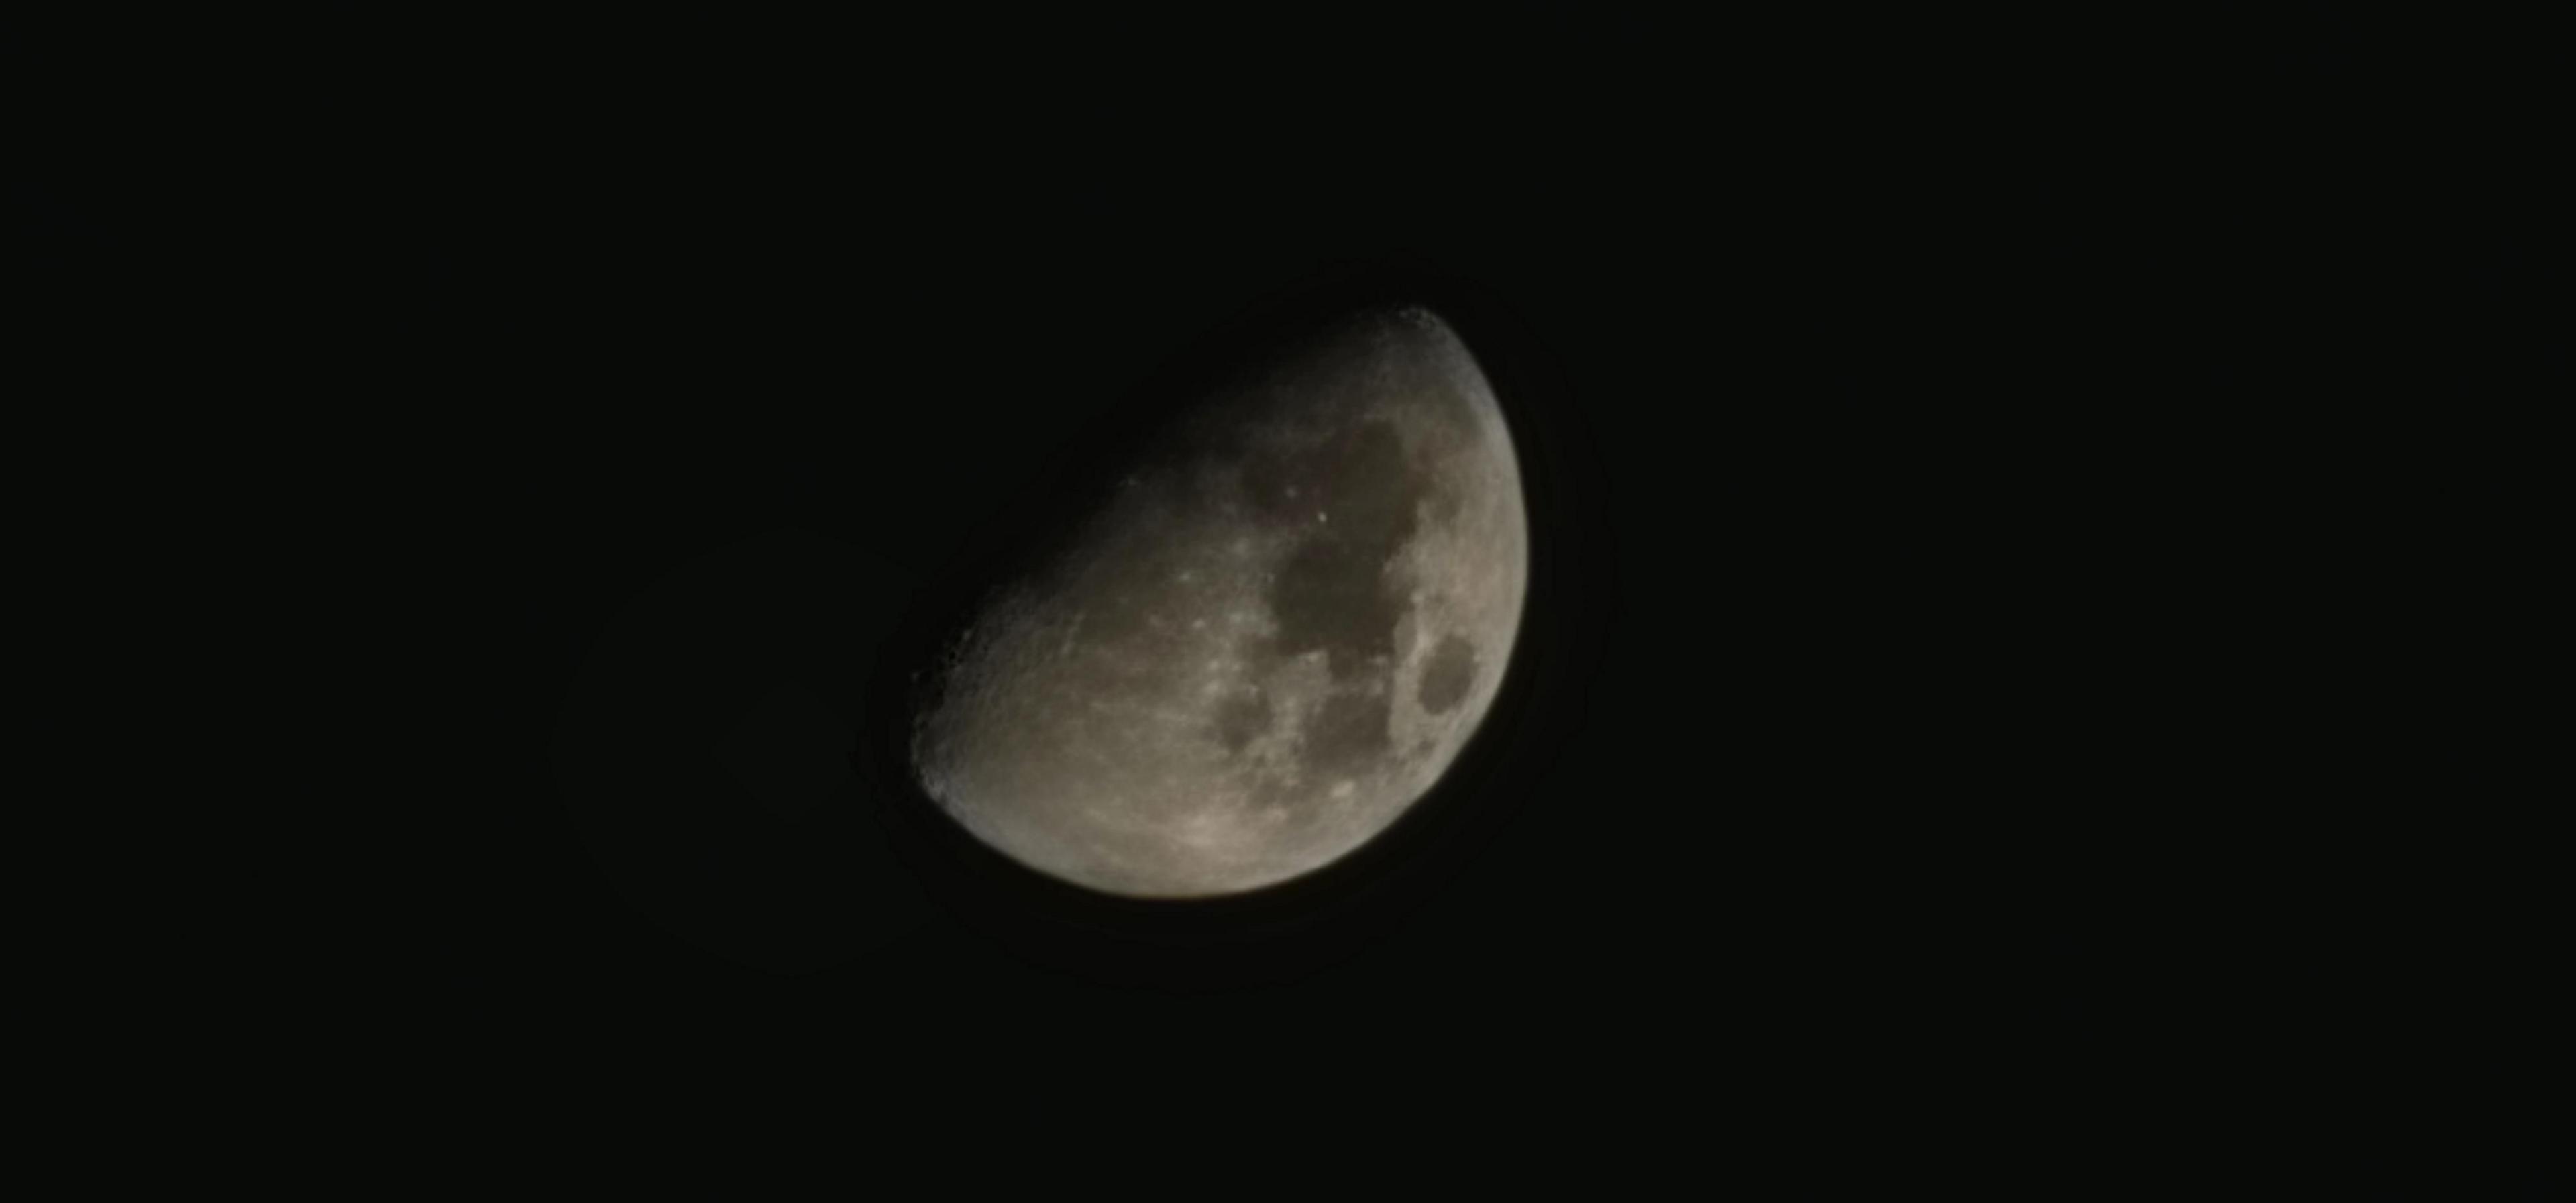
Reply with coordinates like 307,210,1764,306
911,307,1527,897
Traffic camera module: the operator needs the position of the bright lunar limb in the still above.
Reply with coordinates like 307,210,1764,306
911,307,1529,898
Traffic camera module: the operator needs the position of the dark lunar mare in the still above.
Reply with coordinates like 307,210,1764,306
1253,419,1424,677
1216,333,1487,794
1417,635,1478,715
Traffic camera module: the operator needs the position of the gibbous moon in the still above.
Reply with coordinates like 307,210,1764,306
911,307,1527,897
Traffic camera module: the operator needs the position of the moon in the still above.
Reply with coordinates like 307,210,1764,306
910,307,1527,897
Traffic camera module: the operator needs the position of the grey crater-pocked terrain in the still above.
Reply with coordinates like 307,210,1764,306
911,307,1529,897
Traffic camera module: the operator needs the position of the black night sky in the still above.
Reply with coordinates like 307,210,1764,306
39,5,2548,1144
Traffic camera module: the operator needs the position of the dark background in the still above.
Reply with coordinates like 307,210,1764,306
29,5,2552,1129
444,9,2546,1098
